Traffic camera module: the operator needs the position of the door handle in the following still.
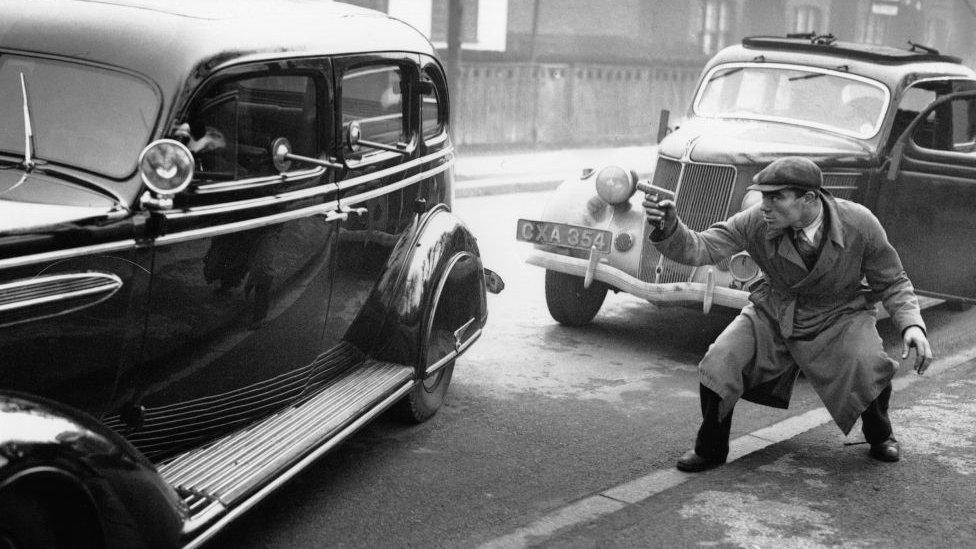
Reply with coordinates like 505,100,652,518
320,205,368,223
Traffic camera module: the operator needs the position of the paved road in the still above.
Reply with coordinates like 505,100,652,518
208,190,976,549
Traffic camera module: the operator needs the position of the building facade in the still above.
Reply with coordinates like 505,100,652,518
339,0,976,147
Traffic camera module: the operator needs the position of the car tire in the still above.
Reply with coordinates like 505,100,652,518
544,269,608,326
391,362,454,423
0,487,67,549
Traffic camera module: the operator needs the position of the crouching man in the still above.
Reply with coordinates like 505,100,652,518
643,156,933,472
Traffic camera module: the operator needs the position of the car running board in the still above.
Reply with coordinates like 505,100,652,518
157,359,414,542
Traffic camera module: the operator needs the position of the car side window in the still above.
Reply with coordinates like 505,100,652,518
892,86,937,148
949,98,976,152
341,65,408,159
912,96,976,153
187,74,318,182
421,74,442,140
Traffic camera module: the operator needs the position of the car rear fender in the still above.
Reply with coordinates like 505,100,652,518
349,204,488,378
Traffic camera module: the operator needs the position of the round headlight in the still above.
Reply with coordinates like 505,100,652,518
138,139,194,195
594,165,636,205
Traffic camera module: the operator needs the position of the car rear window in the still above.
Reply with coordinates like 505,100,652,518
0,54,159,179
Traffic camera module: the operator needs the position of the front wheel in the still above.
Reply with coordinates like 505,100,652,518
0,484,98,549
391,362,454,423
544,269,608,326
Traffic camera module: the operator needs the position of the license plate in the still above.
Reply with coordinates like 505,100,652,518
516,219,612,253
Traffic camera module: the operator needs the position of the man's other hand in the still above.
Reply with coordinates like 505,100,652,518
902,325,933,374
642,195,677,238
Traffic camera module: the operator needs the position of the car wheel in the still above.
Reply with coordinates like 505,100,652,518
0,489,63,549
544,269,608,326
391,362,454,423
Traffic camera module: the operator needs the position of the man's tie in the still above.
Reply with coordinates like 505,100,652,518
793,229,818,270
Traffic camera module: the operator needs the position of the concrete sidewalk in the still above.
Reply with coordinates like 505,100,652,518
453,145,657,198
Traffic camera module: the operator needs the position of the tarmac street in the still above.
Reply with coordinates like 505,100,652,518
532,357,976,549
211,147,976,549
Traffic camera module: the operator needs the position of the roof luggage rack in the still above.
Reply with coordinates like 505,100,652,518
742,34,962,65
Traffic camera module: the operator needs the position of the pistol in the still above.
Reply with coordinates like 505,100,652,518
636,180,676,203
637,180,676,230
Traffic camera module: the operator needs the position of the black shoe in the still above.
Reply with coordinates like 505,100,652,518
869,437,900,462
676,450,726,472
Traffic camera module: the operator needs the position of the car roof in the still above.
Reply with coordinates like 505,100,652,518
1,0,435,99
706,36,976,88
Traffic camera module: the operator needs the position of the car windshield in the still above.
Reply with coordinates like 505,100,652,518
694,63,889,139
0,54,159,179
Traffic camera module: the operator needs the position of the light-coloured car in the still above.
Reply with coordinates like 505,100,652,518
519,33,976,325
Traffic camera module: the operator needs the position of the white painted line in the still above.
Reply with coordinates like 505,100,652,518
601,469,690,505
478,495,626,549
749,408,832,444
477,348,976,549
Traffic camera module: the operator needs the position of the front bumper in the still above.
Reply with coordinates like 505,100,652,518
526,249,751,312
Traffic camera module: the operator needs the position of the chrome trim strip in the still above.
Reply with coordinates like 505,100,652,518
192,167,325,195
0,240,140,271
336,147,453,193
424,328,482,377
341,159,453,207
154,199,340,247
0,273,123,327
180,502,226,536
163,183,340,220
164,148,452,221
181,382,414,549
425,351,456,376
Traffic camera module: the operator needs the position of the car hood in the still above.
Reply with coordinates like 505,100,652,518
0,170,120,234
659,118,876,165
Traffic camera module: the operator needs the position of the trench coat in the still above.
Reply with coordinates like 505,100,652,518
653,192,925,434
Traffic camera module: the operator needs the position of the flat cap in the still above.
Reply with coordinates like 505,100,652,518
747,156,822,193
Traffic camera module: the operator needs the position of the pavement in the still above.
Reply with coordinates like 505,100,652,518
455,146,976,548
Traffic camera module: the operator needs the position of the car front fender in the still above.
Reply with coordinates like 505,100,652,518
527,170,658,284
0,392,184,549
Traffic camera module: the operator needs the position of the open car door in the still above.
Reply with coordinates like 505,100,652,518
879,90,976,303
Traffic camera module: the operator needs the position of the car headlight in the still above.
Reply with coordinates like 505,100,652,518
594,165,636,205
138,139,194,195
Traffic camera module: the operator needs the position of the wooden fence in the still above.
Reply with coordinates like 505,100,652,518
452,60,704,148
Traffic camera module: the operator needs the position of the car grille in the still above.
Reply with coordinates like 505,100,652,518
639,157,736,283
823,173,860,200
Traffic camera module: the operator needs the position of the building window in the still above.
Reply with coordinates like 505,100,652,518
924,17,948,50
430,0,479,43
700,0,733,55
863,14,891,45
793,6,822,33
